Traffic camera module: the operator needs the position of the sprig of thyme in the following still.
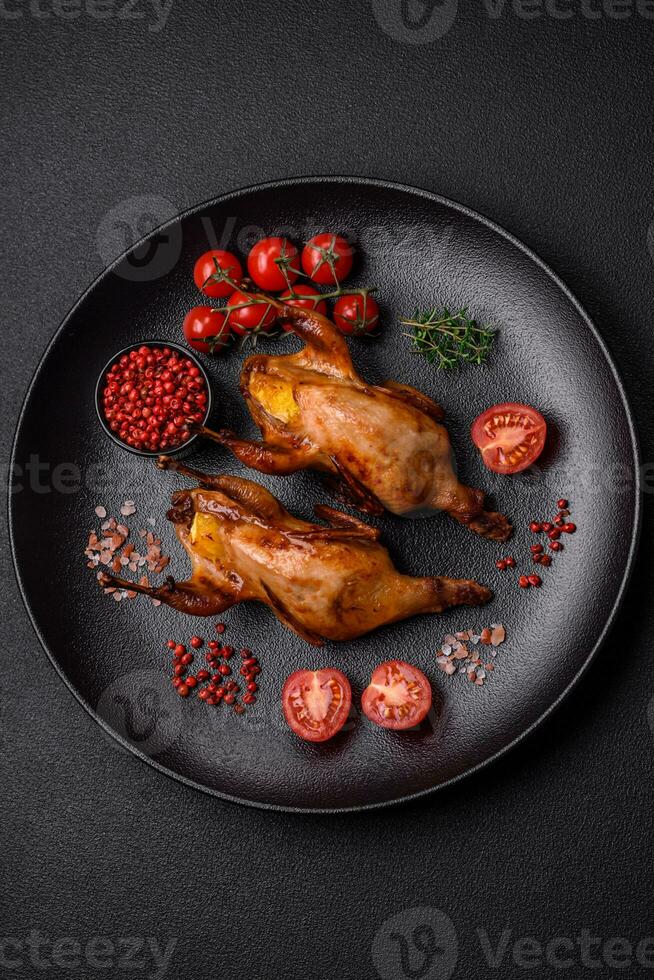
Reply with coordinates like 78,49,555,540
400,308,496,370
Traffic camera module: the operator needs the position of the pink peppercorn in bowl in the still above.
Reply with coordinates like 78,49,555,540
95,341,213,457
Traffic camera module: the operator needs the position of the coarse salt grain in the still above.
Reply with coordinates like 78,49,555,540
87,502,171,603
491,625,506,646
436,624,506,687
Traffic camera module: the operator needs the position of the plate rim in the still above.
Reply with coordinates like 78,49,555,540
8,175,643,814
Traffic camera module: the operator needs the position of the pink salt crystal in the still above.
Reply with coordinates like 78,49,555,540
490,625,506,647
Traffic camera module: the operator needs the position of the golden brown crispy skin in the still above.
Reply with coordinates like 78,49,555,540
98,459,492,646
197,296,511,541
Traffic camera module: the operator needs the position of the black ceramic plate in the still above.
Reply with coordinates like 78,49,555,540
10,178,640,812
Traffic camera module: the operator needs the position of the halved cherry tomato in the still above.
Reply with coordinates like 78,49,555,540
282,668,352,743
301,233,354,286
471,402,547,474
361,661,432,731
183,306,230,353
247,237,300,292
279,284,328,327
225,289,277,336
193,249,243,298
333,293,379,335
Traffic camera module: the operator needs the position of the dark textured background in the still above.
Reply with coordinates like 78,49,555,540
1,2,653,978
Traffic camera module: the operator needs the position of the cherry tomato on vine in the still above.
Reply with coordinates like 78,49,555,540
301,233,354,286
225,289,277,336
193,250,243,298
182,306,230,354
361,661,432,731
332,293,380,335
279,284,328,324
471,402,547,474
282,668,352,743
247,237,300,292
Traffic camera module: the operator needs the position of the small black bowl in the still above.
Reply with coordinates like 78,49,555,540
94,340,213,458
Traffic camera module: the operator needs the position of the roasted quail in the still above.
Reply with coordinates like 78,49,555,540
98,458,492,646
196,295,511,541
